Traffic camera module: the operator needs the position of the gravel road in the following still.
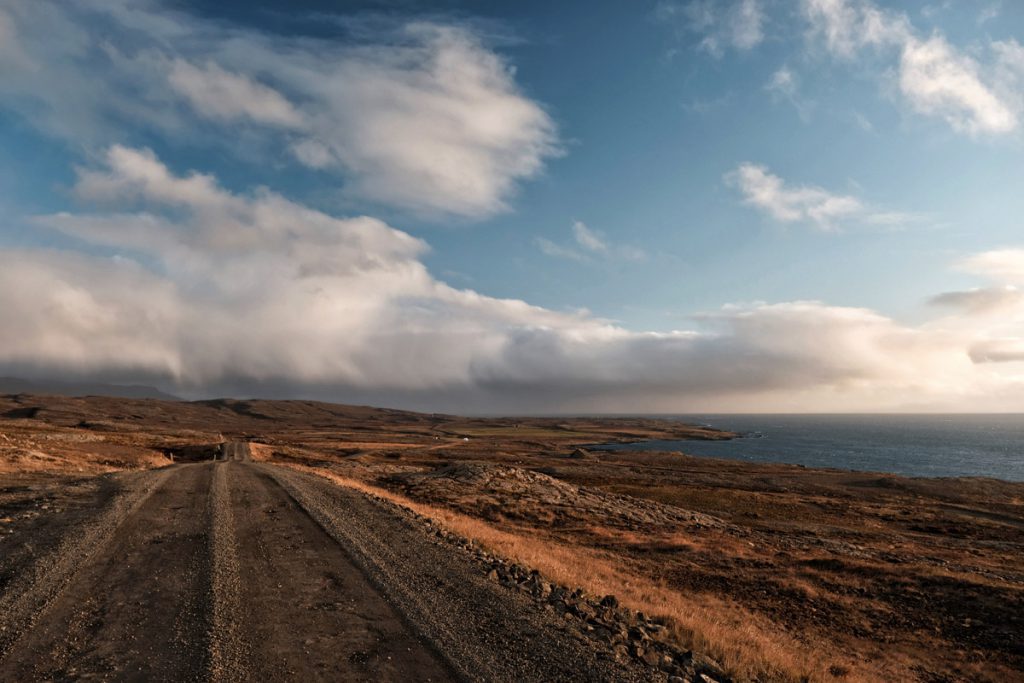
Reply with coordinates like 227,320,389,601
0,443,658,682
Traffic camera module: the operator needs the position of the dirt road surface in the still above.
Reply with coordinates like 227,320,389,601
0,443,655,682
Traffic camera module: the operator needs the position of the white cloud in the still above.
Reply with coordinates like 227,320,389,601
802,0,907,58
535,237,586,262
899,35,1016,135
657,0,764,57
801,0,1021,136
767,67,798,98
726,163,865,230
727,163,925,231
729,0,765,51
0,3,559,219
537,221,645,262
290,139,334,170
0,249,184,377
958,249,1024,285
572,221,608,253
167,60,305,128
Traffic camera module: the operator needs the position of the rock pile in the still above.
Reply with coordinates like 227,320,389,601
479,558,730,682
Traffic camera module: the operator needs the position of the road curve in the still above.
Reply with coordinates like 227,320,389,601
0,442,657,682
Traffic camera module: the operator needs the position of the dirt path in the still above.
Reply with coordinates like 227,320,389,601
0,463,212,682
0,443,655,682
219,442,250,462
219,460,453,681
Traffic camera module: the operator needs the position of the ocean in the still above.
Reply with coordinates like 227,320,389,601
592,414,1024,482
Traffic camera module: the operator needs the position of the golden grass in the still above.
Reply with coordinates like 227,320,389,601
248,443,273,461
0,426,169,475
443,426,594,438
331,441,426,449
288,464,867,683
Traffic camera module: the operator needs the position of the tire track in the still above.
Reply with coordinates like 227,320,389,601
0,466,173,660
225,460,453,681
0,464,214,682
263,464,655,682
209,461,246,683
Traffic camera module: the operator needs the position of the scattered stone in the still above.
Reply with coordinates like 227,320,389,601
357,469,731,683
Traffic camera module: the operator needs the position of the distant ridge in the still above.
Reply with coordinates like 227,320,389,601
0,377,180,401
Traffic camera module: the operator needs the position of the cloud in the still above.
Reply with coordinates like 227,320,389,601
766,66,816,121
929,286,1024,315
767,67,798,98
899,35,1016,135
572,221,608,253
801,0,1020,135
727,163,868,230
926,249,1024,366
969,339,1024,364
802,0,906,58
0,2,559,219
537,221,645,262
535,237,587,262
727,163,925,231
167,60,305,128
958,249,1024,285
657,0,764,57
7,145,1016,411
0,249,184,377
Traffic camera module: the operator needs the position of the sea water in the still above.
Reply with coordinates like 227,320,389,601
592,414,1024,481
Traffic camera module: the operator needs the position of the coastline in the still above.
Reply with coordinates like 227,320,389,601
586,413,1024,482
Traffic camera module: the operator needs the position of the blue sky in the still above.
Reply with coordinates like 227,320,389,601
2,0,1024,412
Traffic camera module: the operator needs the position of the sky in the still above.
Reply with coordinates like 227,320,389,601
1,0,1024,413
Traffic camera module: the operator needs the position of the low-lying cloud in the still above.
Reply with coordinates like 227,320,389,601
1,146,1022,412
929,287,1024,315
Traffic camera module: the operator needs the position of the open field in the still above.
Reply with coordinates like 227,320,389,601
1,393,1022,682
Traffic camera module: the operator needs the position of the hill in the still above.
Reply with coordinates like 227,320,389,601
0,377,180,401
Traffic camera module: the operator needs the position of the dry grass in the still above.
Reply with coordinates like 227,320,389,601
330,441,426,450
0,423,169,475
442,426,593,438
290,464,861,683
